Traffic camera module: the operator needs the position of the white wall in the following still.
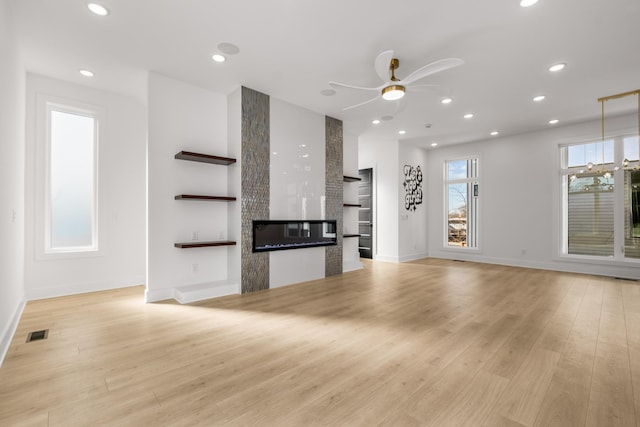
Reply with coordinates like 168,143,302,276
269,97,326,288
24,74,146,299
399,143,428,262
359,138,400,262
0,0,26,365
427,114,640,279
147,73,234,302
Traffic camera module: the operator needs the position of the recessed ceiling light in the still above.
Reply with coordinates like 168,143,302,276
398,130,407,135
212,54,226,63
372,119,380,124
548,63,566,72
464,113,474,119
381,115,394,121
431,142,438,147
441,97,453,104
520,0,538,7
533,95,546,102
217,42,240,55
320,89,336,96
549,119,559,124
490,131,499,136
79,69,94,77
87,3,109,16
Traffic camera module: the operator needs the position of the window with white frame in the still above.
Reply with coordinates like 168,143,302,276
445,157,479,248
560,134,640,260
45,103,99,253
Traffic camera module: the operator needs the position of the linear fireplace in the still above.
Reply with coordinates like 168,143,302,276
252,220,337,253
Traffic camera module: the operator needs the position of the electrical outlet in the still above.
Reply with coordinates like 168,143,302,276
219,231,224,240
192,231,198,241
193,263,199,273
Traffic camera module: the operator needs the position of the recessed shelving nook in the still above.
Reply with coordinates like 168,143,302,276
174,150,237,248
342,172,364,272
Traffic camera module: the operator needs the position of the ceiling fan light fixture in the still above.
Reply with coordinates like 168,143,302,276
382,85,405,101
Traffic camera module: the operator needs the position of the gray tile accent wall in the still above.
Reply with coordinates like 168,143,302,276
241,87,270,293
325,116,343,276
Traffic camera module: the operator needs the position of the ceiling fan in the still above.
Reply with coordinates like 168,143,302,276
330,50,464,111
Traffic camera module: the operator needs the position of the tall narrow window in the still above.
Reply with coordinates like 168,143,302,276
46,105,98,252
445,157,479,248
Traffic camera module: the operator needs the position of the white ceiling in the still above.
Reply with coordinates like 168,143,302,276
11,0,640,147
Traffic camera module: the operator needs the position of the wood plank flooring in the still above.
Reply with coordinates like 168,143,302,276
1,258,638,426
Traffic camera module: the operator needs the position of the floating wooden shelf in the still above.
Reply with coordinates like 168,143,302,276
343,203,362,207
343,175,362,182
175,151,236,165
343,234,361,238
174,241,237,249
175,195,236,201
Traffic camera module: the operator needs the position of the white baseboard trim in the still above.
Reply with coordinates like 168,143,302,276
343,261,364,272
174,280,240,304
146,280,240,304
145,287,174,303
0,296,26,368
27,276,146,301
430,253,640,280
374,255,401,263
399,253,428,263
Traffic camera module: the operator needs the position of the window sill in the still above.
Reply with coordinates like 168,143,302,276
37,248,104,261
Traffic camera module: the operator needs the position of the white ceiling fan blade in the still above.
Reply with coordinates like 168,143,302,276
374,50,394,83
392,98,408,115
406,84,442,93
330,81,383,92
401,58,464,86
342,95,380,111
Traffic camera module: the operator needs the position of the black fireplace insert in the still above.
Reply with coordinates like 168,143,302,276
252,220,337,252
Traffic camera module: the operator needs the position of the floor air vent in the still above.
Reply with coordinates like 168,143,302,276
26,329,49,343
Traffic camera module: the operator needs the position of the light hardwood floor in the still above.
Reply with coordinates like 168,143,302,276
1,259,639,426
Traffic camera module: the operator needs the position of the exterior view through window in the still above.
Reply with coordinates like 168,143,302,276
47,106,97,252
445,157,478,248
561,135,639,260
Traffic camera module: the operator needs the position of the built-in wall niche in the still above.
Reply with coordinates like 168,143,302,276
253,220,337,252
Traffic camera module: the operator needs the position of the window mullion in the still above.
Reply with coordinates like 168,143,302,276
613,136,625,259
